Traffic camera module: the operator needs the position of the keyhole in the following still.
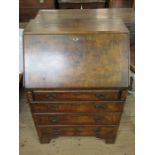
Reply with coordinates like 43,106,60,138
73,37,79,42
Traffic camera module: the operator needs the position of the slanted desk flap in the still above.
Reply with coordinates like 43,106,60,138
24,33,129,89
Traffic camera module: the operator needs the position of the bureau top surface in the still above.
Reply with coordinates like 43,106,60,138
35,9,134,23
24,9,130,34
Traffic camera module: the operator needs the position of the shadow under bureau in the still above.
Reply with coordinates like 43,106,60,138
24,9,130,144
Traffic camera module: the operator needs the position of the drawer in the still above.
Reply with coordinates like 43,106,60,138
31,90,120,101
37,125,118,138
33,113,121,125
30,101,124,113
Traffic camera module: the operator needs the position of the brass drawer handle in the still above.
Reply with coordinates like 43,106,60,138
75,127,82,132
95,104,106,109
52,128,61,135
94,128,101,132
50,117,59,123
74,92,81,96
48,104,58,110
47,94,57,100
94,128,101,137
95,116,104,122
96,93,105,99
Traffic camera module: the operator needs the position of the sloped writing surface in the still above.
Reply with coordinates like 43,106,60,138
24,33,129,88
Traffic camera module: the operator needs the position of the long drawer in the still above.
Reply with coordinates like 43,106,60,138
33,113,121,125
30,101,124,113
37,125,118,138
31,90,120,101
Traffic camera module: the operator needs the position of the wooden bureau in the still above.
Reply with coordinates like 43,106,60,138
24,9,130,144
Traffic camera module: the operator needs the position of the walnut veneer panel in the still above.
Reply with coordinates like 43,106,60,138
33,113,121,125
30,101,124,113
24,33,129,88
32,90,120,101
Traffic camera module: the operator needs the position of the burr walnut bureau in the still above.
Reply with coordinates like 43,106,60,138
24,9,130,144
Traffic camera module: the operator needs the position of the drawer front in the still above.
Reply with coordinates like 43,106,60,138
33,113,121,125
32,90,120,101
37,125,118,138
58,2,106,9
30,101,124,113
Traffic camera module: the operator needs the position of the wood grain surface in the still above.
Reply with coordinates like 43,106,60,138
30,101,124,113
24,9,130,144
33,113,122,125
24,34,129,88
